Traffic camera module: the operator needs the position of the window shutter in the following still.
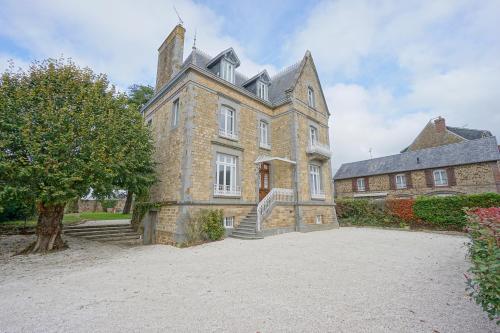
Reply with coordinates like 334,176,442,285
389,174,396,190
352,179,358,192
425,170,434,187
406,172,413,189
365,177,370,191
447,167,457,186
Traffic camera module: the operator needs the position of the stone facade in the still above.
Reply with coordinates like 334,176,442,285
143,26,338,245
405,117,463,152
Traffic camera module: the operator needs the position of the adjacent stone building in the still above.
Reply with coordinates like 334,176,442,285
142,25,338,244
334,117,500,199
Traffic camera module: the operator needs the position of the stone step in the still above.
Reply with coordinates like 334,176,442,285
64,229,135,237
88,234,141,242
238,223,256,228
64,224,131,231
230,234,263,240
240,218,256,223
79,232,138,240
234,226,255,232
232,230,257,237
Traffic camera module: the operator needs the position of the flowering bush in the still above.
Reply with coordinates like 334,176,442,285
465,207,500,323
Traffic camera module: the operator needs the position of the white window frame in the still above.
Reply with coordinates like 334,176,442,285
171,99,179,128
257,81,269,100
309,164,325,199
309,126,318,145
395,174,407,189
219,106,238,140
214,153,240,196
308,87,315,107
224,216,234,229
259,120,270,149
433,169,448,186
357,178,366,192
315,215,323,225
220,59,235,84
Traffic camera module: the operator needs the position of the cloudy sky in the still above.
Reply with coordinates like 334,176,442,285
1,0,499,173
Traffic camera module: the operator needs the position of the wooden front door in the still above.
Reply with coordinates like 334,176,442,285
259,163,270,201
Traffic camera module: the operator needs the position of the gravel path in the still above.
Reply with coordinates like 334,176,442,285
0,228,496,332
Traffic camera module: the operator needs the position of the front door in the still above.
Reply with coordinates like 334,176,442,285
259,163,270,201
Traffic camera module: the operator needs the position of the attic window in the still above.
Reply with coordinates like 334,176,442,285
308,87,315,107
257,81,268,100
220,59,235,84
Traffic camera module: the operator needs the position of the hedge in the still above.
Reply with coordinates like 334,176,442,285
413,193,500,231
336,198,404,227
465,207,500,323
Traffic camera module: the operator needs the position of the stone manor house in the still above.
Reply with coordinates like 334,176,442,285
142,25,338,244
334,117,500,199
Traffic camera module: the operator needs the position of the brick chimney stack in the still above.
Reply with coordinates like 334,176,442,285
155,24,186,92
434,117,446,133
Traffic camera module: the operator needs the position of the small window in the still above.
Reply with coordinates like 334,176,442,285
224,216,234,229
308,87,315,107
257,81,268,100
259,120,270,148
171,99,179,127
315,215,323,225
220,59,235,84
433,169,448,186
147,119,152,127
357,178,366,192
309,126,318,145
395,174,407,189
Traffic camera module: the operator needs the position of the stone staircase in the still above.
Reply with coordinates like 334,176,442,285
63,223,141,243
230,208,263,240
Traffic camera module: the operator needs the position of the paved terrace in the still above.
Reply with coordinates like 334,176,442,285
0,228,496,332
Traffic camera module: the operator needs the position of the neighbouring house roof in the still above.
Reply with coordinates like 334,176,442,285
446,126,493,140
334,136,500,180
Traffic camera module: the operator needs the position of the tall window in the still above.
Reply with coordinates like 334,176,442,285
395,174,407,189
215,153,239,195
221,60,235,84
310,126,318,145
257,81,268,100
171,99,179,127
308,87,315,107
309,164,324,198
259,120,270,148
433,169,448,186
357,178,366,192
219,106,236,139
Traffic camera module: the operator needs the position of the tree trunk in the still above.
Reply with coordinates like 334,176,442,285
23,203,66,254
123,191,133,214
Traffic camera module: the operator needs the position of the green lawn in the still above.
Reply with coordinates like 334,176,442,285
0,212,131,228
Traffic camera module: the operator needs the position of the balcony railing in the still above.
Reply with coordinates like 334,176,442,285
306,141,331,160
219,129,238,140
257,188,295,231
213,184,241,197
311,190,326,200
259,141,271,150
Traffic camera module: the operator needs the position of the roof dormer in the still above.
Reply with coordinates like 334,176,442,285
242,70,271,101
206,48,240,84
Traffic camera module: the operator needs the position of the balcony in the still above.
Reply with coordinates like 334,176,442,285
306,141,331,160
311,190,326,200
219,129,238,141
214,184,241,197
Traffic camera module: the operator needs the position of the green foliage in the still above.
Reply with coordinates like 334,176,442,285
199,209,225,241
127,84,154,111
414,193,500,231
336,198,403,227
0,187,35,222
0,59,155,215
100,199,118,209
465,211,500,323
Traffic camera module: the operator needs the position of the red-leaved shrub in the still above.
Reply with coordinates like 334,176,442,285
385,198,416,223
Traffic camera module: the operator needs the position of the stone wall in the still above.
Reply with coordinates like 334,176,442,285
335,162,499,198
77,199,127,213
406,120,463,151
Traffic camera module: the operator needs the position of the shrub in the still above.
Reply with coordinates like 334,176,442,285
336,198,403,227
100,199,118,211
385,198,416,223
414,193,500,231
198,209,225,241
465,207,500,323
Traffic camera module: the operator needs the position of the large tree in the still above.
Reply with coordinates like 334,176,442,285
0,59,155,253
121,84,155,214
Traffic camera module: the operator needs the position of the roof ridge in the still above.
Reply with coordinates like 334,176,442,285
271,60,301,80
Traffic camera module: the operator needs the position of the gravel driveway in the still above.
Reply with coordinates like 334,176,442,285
0,228,496,332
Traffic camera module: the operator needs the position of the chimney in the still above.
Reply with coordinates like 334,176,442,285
434,117,446,133
155,24,186,91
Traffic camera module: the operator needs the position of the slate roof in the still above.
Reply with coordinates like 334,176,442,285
334,137,500,180
181,48,302,105
446,126,493,140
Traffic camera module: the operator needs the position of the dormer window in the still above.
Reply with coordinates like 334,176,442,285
220,59,235,84
308,87,315,107
257,81,269,100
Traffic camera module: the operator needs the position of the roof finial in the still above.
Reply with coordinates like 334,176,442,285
193,29,197,49
173,6,184,26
